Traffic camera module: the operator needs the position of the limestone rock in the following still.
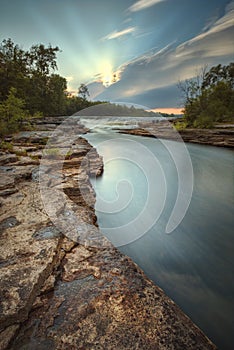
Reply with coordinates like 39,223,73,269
118,121,234,148
10,247,216,349
0,154,18,166
0,325,19,350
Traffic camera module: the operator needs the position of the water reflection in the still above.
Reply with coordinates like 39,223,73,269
85,131,234,350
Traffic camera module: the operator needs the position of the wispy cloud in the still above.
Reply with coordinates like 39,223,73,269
102,27,136,40
129,0,165,12
193,6,233,42
175,4,234,58
94,4,234,108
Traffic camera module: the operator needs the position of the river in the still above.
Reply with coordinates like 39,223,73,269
85,129,234,350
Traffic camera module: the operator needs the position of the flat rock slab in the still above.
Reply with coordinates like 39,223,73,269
118,122,234,148
0,174,15,191
10,246,216,350
0,154,18,166
0,181,63,331
13,131,52,143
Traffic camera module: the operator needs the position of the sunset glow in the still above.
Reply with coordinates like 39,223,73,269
151,108,184,115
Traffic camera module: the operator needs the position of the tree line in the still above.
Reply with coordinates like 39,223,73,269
0,38,99,137
74,102,160,117
178,63,234,128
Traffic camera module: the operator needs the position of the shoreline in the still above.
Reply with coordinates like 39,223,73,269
117,121,234,148
0,118,217,349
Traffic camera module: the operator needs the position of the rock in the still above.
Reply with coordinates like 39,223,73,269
13,156,40,166
0,154,18,166
0,188,18,197
118,122,234,148
0,174,15,191
33,225,61,240
13,145,38,153
0,179,63,331
0,216,20,234
0,132,105,342
10,247,216,350
40,275,56,294
0,165,36,189
0,324,19,350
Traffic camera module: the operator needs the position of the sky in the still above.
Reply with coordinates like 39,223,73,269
0,0,234,113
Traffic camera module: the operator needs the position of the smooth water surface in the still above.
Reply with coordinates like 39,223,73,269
85,131,234,350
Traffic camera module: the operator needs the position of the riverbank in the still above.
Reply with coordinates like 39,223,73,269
118,121,234,148
0,117,217,349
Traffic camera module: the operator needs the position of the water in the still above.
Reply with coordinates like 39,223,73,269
85,130,234,350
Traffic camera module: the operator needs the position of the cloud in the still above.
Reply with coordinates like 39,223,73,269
129,0,165,12
178,3,234,49
175,5,234,60
94,4,234,108
87,81,106,99
102,27,136,40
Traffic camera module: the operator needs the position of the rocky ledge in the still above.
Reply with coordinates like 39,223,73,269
0,117,217,349
118,121,234,148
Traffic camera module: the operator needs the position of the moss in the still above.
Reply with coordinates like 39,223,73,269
174,121,188,130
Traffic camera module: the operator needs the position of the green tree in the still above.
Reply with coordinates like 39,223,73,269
179,63,234,127
0,38,62,114
44,74,67,115
0,87,29,136
0,38,28,101
202,63,234,89
26,44,60,75
0,38,101,120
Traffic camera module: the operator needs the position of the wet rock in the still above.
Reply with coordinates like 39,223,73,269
31,167,40,182
0,217,20,234
33,225,61,240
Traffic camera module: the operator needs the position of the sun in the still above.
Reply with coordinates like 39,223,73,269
100,61,115,87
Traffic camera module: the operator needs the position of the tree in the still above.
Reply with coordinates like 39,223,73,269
0,38,62,113
0,38,101,121
0,38,28,101
26,44,60,75
0,88,29,136
78,83,90,100
44,74,67,116
202,63,234,89
178,63,234,128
